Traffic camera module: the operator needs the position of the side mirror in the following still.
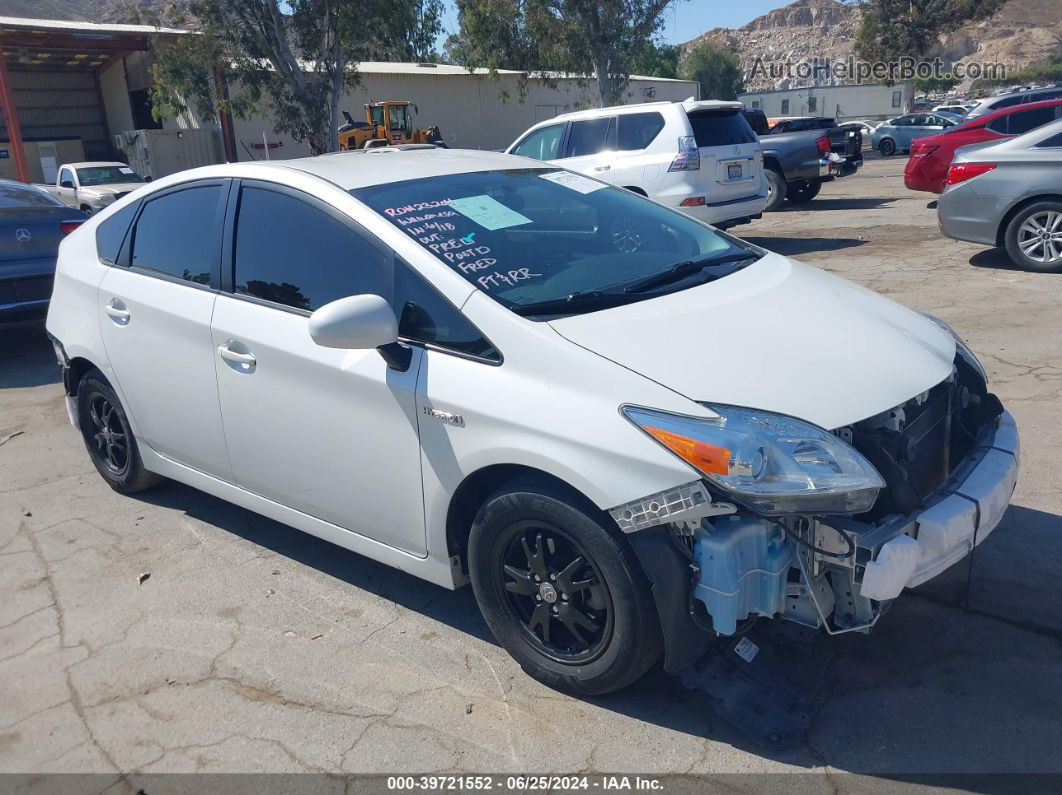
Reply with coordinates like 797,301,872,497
308,294,411,371
60,180,74,189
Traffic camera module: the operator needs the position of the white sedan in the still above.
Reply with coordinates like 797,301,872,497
46,147,1018,696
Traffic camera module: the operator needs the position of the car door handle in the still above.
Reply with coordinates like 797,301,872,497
104,300,130,325
594,165,611,171
218,344,256,370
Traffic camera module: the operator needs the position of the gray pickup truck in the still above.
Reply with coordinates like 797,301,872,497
742,111,863,210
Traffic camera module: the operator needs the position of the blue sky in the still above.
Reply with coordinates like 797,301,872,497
437,1,793,47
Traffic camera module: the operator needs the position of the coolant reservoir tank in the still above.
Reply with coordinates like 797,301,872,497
692,516,794,635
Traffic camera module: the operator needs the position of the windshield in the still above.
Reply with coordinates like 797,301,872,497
76,166,144,186
352,168,754,315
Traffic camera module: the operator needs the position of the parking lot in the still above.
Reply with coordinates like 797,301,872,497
2,155,1061,781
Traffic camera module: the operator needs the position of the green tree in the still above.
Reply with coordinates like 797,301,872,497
678,41,744,101
913,73,961,94
450,0,685,107
853,0,1010,62
146,0,442,155
630,40,680,79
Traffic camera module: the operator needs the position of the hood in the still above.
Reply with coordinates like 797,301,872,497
83,184,143,196
549,254,956,430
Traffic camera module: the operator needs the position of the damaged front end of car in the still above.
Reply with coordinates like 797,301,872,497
609,342,1019,744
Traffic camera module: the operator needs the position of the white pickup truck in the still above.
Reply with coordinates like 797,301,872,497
37,161,148,216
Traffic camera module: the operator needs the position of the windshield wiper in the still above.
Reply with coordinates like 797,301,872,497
510,290,647,317
621,249,761,294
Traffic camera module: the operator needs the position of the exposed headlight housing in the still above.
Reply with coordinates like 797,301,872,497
921,313,987,384
624,405,884,515
97,194,115,205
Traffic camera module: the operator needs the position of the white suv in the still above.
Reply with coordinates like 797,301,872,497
46,148,1017,709
506,100,768,229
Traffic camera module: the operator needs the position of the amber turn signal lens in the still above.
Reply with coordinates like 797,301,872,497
644,426,730,476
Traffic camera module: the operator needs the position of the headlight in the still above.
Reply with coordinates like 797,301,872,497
97,194,115,205
623,405,884,515
921,313,987,384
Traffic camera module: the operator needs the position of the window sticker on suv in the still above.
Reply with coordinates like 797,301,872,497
538,170,604,194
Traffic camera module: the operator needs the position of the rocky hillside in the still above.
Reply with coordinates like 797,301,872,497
684,0,1062,91
0,0,173,23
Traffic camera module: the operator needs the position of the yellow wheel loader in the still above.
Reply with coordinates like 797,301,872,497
338,100,447,150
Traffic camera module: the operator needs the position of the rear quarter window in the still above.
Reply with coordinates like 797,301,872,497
95,201,140,265
616,112,665,150
687,110,756,147
0,183,64,209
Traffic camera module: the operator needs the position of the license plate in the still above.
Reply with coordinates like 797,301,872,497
727,163,742,180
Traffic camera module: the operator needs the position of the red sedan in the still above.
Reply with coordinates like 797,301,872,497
904,99,1062,193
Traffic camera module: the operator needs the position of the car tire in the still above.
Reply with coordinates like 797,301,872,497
764,168,787,212
786,179,822,203
80,204,94,216
77,370,163,494
878,138,896,156
1004,201,1062,272
468,478,662,695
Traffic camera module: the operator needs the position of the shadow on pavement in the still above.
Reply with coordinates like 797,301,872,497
783,198,893,211
135,480,495,645
967,247,1034,272
743,235,866,257
0,324,60,389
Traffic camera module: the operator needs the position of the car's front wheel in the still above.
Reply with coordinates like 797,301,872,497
77,370,163,494
878,138,896,156
468,478,661,695
1004,201,1062,272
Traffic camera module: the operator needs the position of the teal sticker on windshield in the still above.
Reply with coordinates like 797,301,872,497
448,195,532,231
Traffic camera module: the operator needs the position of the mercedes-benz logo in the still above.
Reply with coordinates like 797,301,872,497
15,228,31,243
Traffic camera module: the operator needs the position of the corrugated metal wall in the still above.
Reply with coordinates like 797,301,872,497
0,69,109,160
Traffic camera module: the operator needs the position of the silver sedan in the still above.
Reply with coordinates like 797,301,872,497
938,118,1062,271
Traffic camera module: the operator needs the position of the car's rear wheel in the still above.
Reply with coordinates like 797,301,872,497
786,179,822,203
468,479,661,695
1005,202,1062,273
878,138,896,156
77,370,162,494
764,168,787,211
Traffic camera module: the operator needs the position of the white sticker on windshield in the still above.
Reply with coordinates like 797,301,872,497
448,195,532,231
118,167,135,174
539,170,605,194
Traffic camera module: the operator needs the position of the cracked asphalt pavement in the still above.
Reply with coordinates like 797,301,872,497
1,157,1060,781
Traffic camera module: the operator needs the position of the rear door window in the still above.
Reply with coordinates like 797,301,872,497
687,110,756,146
130,184,225,285
232,185,388,311
616,112,665,151
512,124,565,161
565,118,614,157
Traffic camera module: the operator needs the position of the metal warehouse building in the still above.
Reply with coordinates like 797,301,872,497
0,15,698,182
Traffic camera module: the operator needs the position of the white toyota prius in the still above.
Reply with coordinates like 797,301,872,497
46,147,1018,697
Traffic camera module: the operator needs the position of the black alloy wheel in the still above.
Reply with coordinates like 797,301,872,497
495,520,614,663
87,392,130,476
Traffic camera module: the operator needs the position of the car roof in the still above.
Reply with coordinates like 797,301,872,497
64,161,133,170
273,147,548,190
956,116,1062,161
974,97,1062,122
